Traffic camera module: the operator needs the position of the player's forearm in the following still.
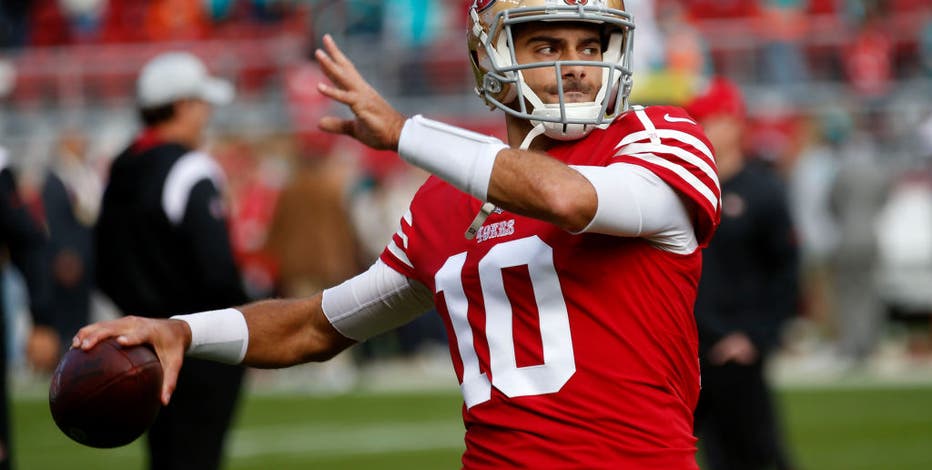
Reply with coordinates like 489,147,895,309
486,148,597,231
240,295,355,368
397,115,596,231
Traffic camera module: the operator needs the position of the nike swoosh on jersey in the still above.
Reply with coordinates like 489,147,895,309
664,114,697,125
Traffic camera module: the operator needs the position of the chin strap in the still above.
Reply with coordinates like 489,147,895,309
519,123,548,150
464,124,547,239
464,202,498,240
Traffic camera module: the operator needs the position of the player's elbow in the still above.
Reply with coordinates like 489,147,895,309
543,187,596,232
251,332,350,368
297,324,355,364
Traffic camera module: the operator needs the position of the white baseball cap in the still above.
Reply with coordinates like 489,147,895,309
136,52,234,108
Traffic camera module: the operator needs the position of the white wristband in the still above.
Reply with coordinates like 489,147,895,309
397,115,508,201
170,308,249,364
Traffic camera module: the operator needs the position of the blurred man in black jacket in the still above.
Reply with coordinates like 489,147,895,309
0,146,57,470
40,129,101,355
95,52,247,470
687,78,800,470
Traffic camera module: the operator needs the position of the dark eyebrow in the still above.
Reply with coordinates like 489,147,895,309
524,35,564,45
523,35,601,46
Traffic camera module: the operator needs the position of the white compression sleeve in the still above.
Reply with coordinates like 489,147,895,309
322,260,434,341
397,115,508,201
570,163,698,254
170,308,249,364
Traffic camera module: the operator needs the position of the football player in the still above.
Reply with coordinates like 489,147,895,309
76,1,720,467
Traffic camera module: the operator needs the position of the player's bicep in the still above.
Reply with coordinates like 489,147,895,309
570,163,697,253
321,259,434,341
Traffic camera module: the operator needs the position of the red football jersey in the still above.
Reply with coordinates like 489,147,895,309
380,106,720,469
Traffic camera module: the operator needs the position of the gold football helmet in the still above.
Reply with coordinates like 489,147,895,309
468,0,634,141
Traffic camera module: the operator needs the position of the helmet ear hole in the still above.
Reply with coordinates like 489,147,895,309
483,76,503,95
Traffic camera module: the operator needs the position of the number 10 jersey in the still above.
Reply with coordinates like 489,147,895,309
380,106,720,469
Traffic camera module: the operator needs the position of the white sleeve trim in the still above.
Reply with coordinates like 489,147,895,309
162,151,226,226
322,259,434,341
570,163,698,254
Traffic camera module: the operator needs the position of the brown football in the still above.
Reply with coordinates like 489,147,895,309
49,338,163,448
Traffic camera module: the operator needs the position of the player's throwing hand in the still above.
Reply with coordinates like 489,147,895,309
315,34,407,151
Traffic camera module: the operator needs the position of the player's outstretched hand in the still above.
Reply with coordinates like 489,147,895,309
72,316,190,406
315,34,407,151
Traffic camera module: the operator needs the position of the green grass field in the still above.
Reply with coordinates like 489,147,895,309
15,385,932,469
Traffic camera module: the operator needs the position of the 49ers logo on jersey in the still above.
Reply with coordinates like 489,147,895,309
565,0,590,5
474,0,496,12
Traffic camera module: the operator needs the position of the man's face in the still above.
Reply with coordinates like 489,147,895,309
512,22,604,104
178,99,212,131
172,99,213,146
701,114,744,155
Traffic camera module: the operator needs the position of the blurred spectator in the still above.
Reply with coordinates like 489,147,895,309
685,0,759,19
0,0,29,48
59,0,106,43
346,0,385,38
384,0,448,47
921,5,932,76
625,0,666,75
248,0,290,23
284,61,339,153
98,1,149,43
0,145,57,470
827,111,892,364
787,110,846,336
631,1,710,105
687,77,800,470
203,0,237,22
39,128,101,355
873,113,932,352
348,163,447,360
844,12,894,98
383,0,451,95
144,0,210,42
263,154,361,298
216,136,286,300
661,2,710,79
758,0,810,87
270,58,361,298
746,94,801,170
95,52,247,470
28,0,72,46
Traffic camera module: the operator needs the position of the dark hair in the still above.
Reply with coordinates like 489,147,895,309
139,103,176,127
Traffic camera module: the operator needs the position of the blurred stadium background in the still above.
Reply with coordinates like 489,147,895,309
2,0,932,468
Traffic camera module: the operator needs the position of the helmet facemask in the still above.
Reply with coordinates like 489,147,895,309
469,3,635,141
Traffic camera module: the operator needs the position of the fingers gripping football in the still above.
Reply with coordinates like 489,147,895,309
315,34,406,151
73,316,189,405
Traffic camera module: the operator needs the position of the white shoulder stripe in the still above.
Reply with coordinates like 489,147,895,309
616,142,720,192
621,152,720,210
386,239,414,269
632,106,661,145
386,209,414,268
397,228,409,249
397,210,413,248
616,129,715,163
162,151,226,226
